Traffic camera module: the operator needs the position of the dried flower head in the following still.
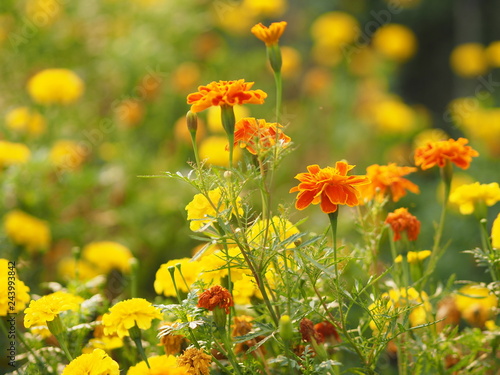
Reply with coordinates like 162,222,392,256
158,322,187,355
359,163,420,202
414,137,479,170
290,161,370,214
177,347,212,375
385,207,421,242
187,79,267,113
299,318,324,343
233,117,291,155
251,21,287,46
197,285,234,314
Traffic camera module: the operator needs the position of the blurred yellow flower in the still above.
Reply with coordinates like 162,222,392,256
24,291,83,328
247,216,299,250
455,285,498,328
198,247,245,284
25,0,62,27
302,67,332,95
82,241,133,274
198,136,242,167
3,210,50,253
128,354,187,375
172,62,201,93
212,4,255,35
486,41,500,68
0,258,30,316
492,213,500,249
311,12,360,48
57,257,101,281
372,24,417,62
450,43,488,78
233,273,261,305
373,98,416,134
207,105,250,133
242,0,287,17
406,250,431,264
27,69,84,105
5,107,46,136
449,182,500,215
102,298,163,338
62,349,119,375
413,128,449,149
49,140,87,171
280,46,302,78
115,99,144,128
154,258,202,297
0,141,31,167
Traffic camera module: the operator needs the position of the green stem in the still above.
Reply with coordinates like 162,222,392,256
479,218,498,282
273,71,282,124
220,105,236,169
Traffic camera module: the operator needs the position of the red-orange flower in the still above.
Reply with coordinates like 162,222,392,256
187,80,267,113
251,21,287,46
197,285,234,314
299,318,323,344
289,161,370,214
414,137,479,170
233,117,291,155
359,163,420,203
314,321,340,343
385,207,421,241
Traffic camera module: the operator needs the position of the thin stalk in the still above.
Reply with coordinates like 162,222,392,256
274,71,282,124
479,218,498,282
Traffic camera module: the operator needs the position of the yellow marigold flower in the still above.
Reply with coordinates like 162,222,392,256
251,21,287,47
290,161,370,214
82,241,133,274
247,216,299,250
372,24,417,62
233,273,260,305
3,210,50,253
128,354,188,375
27,69,84,105
450,43,488,78
455,285,498,328
198,136,242,167
61,348,119,375
177,347,212,375
102,298,163,338
0,141,30,167
414,137,479,170
492,213,500,249
24,291,83,328
57,257,101,281
185,187,243,232
449,182,500,215
373,98,416,134
207,105,250,133
0,259,30,316
187,79,266,113
5,107,46,135
154,258,202,297
359,163,419,203
198,247,245,284
242,0,287,17
49,140,87,171
310,11,360,48
83,316,123,353
486,41,500,68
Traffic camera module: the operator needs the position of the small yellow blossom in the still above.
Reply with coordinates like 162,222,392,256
449,182,500,215
24,291,83,329
3,210,50,253
0,259,30,316
0,141,31,167
198,247,245,284
177,347,212,375
372,24,417,62
373,98,416,134
154,258,202,297
280,46,302,78
61,349,119,375
102,298,163,338
5,107,46,135
450,43,488,78
27,68,84,105
242,0,287,17
82,241,133,274
395,250,431,264
311,12,360,48
49,140,87,171
492,213,500,249
455,285,498,328
233,273,261,305
185,187,243,232
128,354,188,375
251,21,287,47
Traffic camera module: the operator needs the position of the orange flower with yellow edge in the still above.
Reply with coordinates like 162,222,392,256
414,137,479,170
289,161,370,214
233,117,291,155
187,79,267,113
251,21,287,46
385,207,420,241
359,163,420,203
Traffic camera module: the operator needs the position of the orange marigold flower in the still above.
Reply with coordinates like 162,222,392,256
197,285,234,314
289,161,370,214
414,137,479,170
251,21,287,46
233,117,291,155
359,163,420,202
187,79,267,113
314,321,340,343
385,207,421,241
